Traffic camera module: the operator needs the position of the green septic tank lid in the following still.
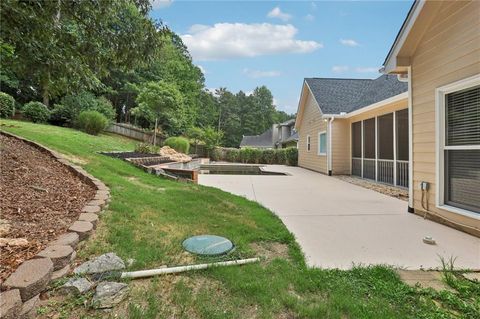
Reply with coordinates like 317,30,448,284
182,235,234,256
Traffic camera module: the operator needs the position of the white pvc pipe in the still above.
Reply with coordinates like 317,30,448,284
120,257,260,279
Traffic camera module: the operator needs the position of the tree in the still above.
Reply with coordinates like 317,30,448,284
135,81,183,143
202,127,224,155
0,0,161,105
186,127,204,153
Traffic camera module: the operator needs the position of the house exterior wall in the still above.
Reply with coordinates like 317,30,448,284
410,0,480,233
297,90,328,173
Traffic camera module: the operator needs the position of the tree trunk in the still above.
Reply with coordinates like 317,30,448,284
153,118,158,146
42,86,50,107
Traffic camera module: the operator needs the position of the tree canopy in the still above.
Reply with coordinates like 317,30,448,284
0,0,295,147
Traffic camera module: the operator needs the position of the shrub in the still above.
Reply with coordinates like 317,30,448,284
50,92,115,126
225,148,239,162
262,149,276,164
0,92,15,118
210,148,222,161
164,136,190,154
285,147,298,166
275,148,287,164
23,101,51,123
75,110,108,135
250,148,263,164
135,142,158,154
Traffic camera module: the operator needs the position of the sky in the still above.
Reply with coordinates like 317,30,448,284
150,0,413,114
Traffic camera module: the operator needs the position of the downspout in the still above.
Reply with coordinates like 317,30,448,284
328,117,335,176
407,67,414,213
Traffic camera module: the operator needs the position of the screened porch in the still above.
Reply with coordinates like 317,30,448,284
351,109,409,188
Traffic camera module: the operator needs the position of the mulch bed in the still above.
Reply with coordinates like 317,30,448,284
335,175,409,201
0,134,96,282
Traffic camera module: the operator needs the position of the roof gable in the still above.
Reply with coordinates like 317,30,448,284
304,74,407,114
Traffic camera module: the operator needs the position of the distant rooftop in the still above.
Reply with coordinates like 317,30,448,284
239,128,273,148
304,74,408,114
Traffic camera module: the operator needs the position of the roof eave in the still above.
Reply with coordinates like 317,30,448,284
382,0,424,74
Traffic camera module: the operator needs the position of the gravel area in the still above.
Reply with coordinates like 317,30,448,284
335,175,408,201
0,135,95,282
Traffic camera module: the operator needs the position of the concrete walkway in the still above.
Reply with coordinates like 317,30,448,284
199,165,480,270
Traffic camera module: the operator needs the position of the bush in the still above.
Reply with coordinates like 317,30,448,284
0,92,15,118
225,148,239,162
275,149,287,164
50,92,115,126
262,149,276,164
75,110,108,135
285,147,298,166
135,142,158,154
250,148,263,164
164,136,190,154
23,101,51,123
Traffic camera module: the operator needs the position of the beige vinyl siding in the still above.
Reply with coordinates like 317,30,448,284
410,0,480,230
297,90,327,173
331,120,350,174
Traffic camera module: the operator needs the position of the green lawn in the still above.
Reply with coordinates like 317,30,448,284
2,120,478,319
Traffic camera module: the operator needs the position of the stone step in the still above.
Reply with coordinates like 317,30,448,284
68,221,93,241
35,245,73,271
49,232,79,249
19,294,40,319
81,205,101,214
0,289,22,319
78,213,99,228
3,258,53,301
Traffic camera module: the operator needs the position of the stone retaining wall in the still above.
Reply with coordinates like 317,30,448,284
0,131,110,319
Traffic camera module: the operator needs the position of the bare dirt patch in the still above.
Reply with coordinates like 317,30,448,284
0,134,95,282
335,175,408,201
250,242,289,262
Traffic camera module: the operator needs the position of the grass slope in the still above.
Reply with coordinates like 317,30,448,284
1,120,478,319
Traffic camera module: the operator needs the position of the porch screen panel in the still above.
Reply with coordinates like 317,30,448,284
444,86,480,213
363,118,375,179
396,109,409,161
396,109,409,187
378,113,394,184
351,121,361,176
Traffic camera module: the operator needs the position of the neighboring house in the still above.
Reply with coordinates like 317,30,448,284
382,0,479,235
295,75,409,188
240,119,298,149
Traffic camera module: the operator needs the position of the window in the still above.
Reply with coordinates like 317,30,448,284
437,76,480,216
307,135,311,151
318,131,326,155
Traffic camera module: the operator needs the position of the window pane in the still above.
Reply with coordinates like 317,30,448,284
352,121,361,157
446,86,480,146
363,118,375,159
378,113,393,160
319,133,326,154
445,149,480,213
396,109,409,161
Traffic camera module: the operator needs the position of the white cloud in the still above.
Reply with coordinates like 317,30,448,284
151,0,172,9
305,14,315,22
332,65,349,73
339,38,359,47
355,67,380,73
243,68,281,78
267,7,292,22
181,23,322,61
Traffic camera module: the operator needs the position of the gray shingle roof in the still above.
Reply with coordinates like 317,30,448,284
304,74,407,114
240,128,273,148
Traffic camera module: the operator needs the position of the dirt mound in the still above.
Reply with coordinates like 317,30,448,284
159,146,191,163
0,134,95,282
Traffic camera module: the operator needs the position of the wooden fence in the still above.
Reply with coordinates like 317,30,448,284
105,123,163,145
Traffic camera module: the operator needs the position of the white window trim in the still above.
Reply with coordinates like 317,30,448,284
306,135,311,152
318,131,326,156
435,74,480,220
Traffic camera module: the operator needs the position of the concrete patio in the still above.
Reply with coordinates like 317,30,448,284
199,165,480,270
